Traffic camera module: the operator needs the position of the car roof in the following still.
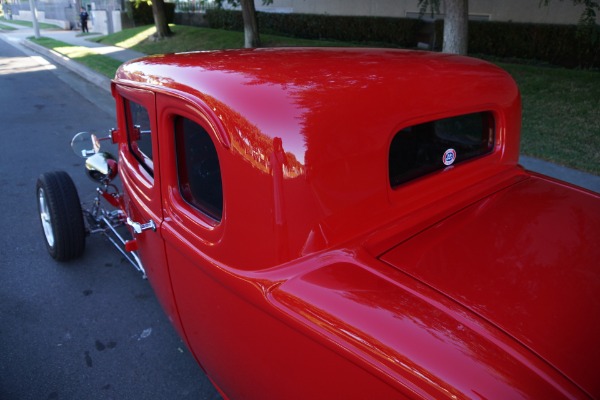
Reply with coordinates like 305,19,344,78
114,48,519,142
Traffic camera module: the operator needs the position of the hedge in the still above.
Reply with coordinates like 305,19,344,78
126,1,176,26
467,20,600,69
204,9,599,68
206,9,423,48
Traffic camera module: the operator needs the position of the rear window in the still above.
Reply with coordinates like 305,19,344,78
389,112,495,187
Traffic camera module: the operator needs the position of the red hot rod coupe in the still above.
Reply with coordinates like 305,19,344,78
37,48,600,399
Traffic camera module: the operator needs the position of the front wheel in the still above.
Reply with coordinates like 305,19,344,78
36,171,86,261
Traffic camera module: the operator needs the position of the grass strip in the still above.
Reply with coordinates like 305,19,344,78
29,36,123,78
90,24,347,54
0,22,17,31
501,63,600,174
0,17,61,30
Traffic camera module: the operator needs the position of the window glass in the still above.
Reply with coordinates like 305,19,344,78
175,116,223,222
389,112,495,187
125,100,153,174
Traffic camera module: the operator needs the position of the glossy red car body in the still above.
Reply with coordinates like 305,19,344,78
109,48,600,399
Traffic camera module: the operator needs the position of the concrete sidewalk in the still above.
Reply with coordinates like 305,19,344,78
1,22,599,193
519,156,600,193
0,21,145,62
0,21,146,92
0,22,145,92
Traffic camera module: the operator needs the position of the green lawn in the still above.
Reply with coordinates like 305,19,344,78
0,16,61,30
36,24,600,175
0,22,16,31
500,63,600,174
89,24,347,54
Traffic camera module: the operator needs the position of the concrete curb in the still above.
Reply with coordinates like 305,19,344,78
20,39,112,93
520,155,600,194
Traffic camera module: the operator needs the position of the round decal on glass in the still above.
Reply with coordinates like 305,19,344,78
443,148,457,166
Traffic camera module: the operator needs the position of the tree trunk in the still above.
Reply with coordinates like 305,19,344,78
240,0,261,48
152,0,172,39
442,0,468,54
29,0,40,38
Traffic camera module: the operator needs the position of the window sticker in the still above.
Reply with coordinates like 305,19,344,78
443,148,457,166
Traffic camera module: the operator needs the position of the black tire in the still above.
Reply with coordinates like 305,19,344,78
36,171,86,261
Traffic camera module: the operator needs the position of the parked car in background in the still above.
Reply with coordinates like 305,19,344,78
37,48,600,399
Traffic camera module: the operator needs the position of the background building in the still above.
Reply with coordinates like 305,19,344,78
256,0,597,25
4,0,123,32
4,0,597,35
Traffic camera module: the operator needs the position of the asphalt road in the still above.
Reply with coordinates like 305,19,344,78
0,36,221,400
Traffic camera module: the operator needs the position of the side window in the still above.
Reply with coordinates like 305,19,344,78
125,99,153,175
389,111,495,187
175,116,223,222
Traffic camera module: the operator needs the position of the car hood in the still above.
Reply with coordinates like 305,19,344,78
379,176,600,398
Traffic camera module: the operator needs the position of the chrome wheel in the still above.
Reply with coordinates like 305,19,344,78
38,187,55,247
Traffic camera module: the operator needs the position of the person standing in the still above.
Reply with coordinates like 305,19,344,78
79,6,89,33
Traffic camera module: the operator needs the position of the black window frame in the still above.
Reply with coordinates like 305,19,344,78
389,111,495,188
124,99,154,176
174,115,224,223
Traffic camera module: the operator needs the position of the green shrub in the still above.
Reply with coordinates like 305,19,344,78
468,20,599,69
206,9,424,47
205,8,243,31
204,9,599,68
266,13,422,47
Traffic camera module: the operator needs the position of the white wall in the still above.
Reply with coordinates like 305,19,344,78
258,0,598,25
91,9,108,35
13,10,70,29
